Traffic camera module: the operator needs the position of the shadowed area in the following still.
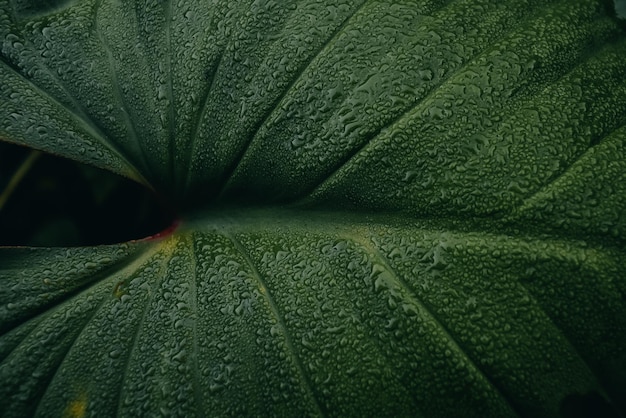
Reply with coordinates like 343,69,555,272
0,141,174,246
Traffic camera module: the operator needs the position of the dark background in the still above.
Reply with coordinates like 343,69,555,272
0,141,173,247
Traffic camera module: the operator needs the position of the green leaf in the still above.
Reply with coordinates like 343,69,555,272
2,212,625,417
1,0,625,416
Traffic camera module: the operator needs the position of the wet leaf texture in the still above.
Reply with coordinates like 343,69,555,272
0,0,624,223
1,213,625,417
1,0,626,417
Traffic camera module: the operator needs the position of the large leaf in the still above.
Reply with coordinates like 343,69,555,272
2,213,625,417
1,0,626,416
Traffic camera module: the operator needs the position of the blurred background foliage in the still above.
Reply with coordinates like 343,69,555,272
0,141,173,247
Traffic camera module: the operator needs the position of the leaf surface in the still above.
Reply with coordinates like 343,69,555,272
1,212,625,417
1,0,626,416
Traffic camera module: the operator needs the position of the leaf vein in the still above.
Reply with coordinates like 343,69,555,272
224,231,326,418
114,247,172,417
186,234,206,418
183,51,224,194
94,0,153,181
165,0,177,186
216,0,372,198
301,3,549,199
0,245,151,337
0,54,144,182
353,234,523,417
32,292,110,416
517,118,626,211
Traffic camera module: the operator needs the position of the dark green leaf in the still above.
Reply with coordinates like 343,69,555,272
1,0,625,416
